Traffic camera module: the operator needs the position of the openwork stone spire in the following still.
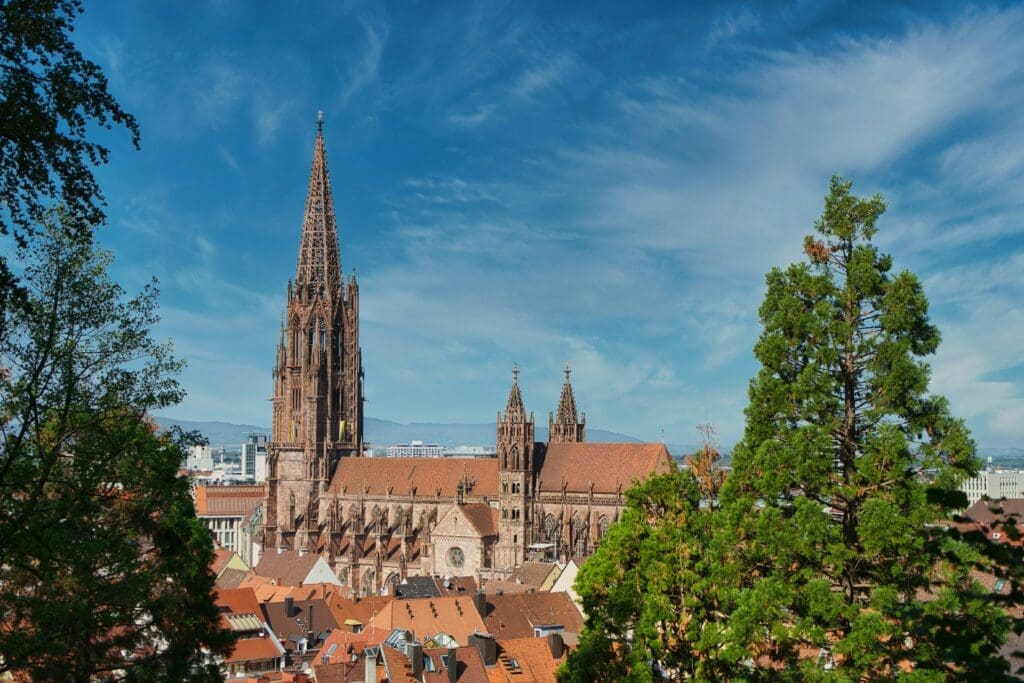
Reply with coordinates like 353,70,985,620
295,112,341,295
504,362,526,422
549,361,585,443
556,362,578,424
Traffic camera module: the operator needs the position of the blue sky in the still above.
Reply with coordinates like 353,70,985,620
73,1,1024,448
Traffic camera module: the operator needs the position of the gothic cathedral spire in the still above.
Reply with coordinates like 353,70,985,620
265,115,365,553
548,362,585,443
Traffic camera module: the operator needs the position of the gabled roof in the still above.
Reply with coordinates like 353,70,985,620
460,503,498,537
495,636,569,682
262,599,338,650
511,562,560,589
395,576,442,600
253,549,320,586
370,596,487,647
483,592,583,643
224,636,284,664
216,567,253,590
319,626,391,664
195,484,265,516
329,457,499,499
216,587,263,617
536,442,672,494
311,661,363,683
423,645,489,683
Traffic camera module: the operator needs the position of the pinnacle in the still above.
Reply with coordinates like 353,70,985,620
555,361,578,424
505,363,526,421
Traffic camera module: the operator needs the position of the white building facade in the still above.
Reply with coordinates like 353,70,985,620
960,469,1024,507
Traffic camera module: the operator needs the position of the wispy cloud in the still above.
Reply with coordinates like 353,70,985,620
338,21,389,108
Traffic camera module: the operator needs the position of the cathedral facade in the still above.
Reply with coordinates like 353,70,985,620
263,123,672,596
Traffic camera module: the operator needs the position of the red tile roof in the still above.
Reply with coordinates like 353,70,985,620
253,549,320,586
460,503,498,537
216,587,263,617
495,637,568,683
329,458,499,499
224,636,282,664
483,592,583,642
195,484,265,516
423,645,489,683
536,443,672,494
311,661,363,683
370,596,487,646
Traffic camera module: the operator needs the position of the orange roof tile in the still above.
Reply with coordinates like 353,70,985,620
225,636,283,663
369,596,487,646
484,592,583,642
495,636,568,683
195,484,265,516
536,443,672,494
329,458,499,499
460,503,498,537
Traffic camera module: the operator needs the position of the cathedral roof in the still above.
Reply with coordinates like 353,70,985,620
295,116,342,294
458,503,499,537
535,442,672,495
329,457,499,499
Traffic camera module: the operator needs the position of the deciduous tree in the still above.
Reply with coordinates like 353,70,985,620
0,211,232,680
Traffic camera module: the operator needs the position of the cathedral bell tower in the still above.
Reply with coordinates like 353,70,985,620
495,363,534,572
265,114,364,553
548,362,585,443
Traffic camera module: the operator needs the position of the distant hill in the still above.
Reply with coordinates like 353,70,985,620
152,415,642,449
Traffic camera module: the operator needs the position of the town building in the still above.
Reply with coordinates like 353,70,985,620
184,444,213,471
960,467,1024,506
386,441,446,458
262,120,674,596
243,432,269,482
195,484,265,560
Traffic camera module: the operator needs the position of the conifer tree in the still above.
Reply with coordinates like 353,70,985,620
719,175,1017,679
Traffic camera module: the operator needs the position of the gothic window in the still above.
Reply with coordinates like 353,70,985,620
361,569,375,597
572,513,588,557
447,546,465,570
598,515,610,539
319,320,327,360
511,508,520,521
501,481,508,494
371,505,382,534
337,566,349,584
288,492,296,529
384,572,400,592
512,482,520,494
543,514,559,543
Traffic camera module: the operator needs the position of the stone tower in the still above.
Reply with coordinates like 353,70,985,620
548,362,585,443
495,364,534,572
265,116,364,553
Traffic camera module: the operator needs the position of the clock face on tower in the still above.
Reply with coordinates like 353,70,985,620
447,546,465,569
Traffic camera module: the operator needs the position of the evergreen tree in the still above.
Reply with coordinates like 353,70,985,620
719,175,1018,679
0,211,233,680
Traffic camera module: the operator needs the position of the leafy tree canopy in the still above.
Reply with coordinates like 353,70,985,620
0,210,232,680
0,0,138,317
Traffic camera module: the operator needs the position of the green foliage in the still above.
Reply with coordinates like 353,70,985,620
562,176,1022,681
0,211,232,680
0,0,139,325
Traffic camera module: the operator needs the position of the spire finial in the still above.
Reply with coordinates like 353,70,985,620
564,361,571,382
512,361,519,384
317,110,324,132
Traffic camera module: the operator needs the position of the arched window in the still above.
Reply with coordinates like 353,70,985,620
598,515,610,539
543,514,559,543
288,492,296,529
384,572,400,592
361,569,375,597
572,513,587,557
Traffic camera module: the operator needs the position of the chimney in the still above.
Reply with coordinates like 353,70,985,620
548,632,564,659
473,589,487,619
406,642,423,678
307,603,314,633
364,646,379,683
447,647,457,683
284,597,294,618
468,632,496,666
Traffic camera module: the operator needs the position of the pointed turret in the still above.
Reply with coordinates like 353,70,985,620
295,111,341,296
504,362,526,423
549,361,585,443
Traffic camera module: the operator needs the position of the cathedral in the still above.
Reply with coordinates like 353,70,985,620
263,121,672,596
